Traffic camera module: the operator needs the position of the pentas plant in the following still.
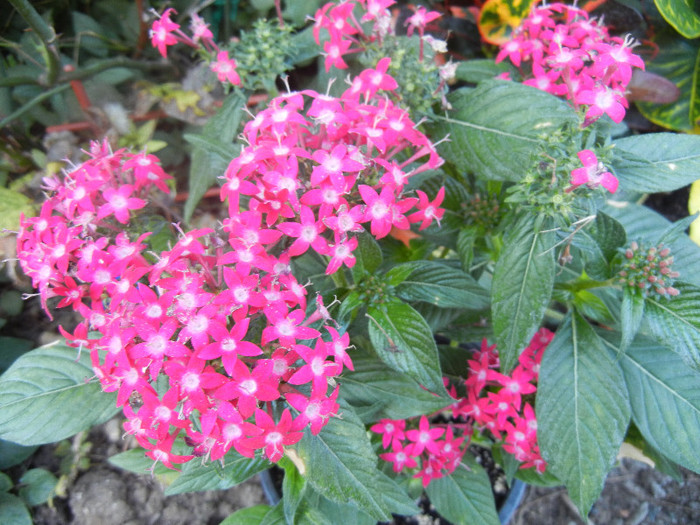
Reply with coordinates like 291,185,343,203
372,329,551,487
6,2,700,525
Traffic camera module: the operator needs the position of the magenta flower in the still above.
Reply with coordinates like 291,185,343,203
211,51,241,86
150,9,179,58
570,149,618,193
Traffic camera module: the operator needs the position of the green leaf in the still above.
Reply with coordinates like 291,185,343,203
425,457,499,525
281,458,306,524
637,37,700,132
0,492,31,525
537,313,630,517
340,353,452,423
295,400,391,522
367,299,446,395
376,471,420,517
352,231,382,281
456,228,477,272
654,0,700,38
644,281,700,371
72,12,109,57
0,340,119,445
184,91,247,222
395,261,489,310
573,212,626,280
220,505,273,525
602,202,700,288
454,59,516,84
289,25,326,66
612,133,700,193
0,439,37,470
164,451,269,495
492,215,556,373
18,468,57,506
429,81,577,180
608,335,700,474
0,472,12,492
620,287,645,351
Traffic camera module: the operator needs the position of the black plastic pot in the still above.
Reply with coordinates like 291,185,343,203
259,468,527,525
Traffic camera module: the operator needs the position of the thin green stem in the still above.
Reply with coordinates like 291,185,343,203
0,83,70,128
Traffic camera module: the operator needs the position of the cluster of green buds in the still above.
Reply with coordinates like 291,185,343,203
617,241,680,297
227,18,294,94
463,192,501,231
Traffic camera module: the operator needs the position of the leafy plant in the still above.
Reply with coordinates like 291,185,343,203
3,1,700,524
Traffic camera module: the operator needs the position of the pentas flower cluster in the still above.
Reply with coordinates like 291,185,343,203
313,0,441,71
372,329,552,487
16,144,348,468
221,57,445,275
496,3,645,124
16,60,444,470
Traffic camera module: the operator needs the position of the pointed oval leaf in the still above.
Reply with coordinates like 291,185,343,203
164,451,270,495
0,341,118,446
492,215,556,373
395,261,489,309
339,353,452,423
612,133,700,193
537,313,630,517
613,335,700,474
425,457,500,525
367,299,446,394
295,401,391,521
429,81,577,181
645,281,700,372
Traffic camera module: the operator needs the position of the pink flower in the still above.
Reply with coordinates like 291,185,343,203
150,9,179,58
211,51,241,86
570,149,618,193
405,7,441,37
98,185,145,224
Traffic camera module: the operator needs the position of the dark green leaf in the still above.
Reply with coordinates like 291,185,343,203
184,91,247,222
164,451,269,495
281,458,307,524
456,228,477,272
645,282,700,371
0,340,119,445
295,400,391,521
340,353,452,423
220,505,273,525
0,492,31,525
608,335,700,474
537,313,630,517
395,261,489,310
425,457,499,525
352,231,383,281
367,299,446,394
454,59,516,84
492,215,556,373
654,0,700,38
573,212,626,280
612,133,700,193
72,12,109,57
376,471,420,517
18,468,57,506
0,472,12,492
289,25,326,65
429,81,577,180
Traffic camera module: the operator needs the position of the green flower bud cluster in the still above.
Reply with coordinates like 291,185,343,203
228,18,293,94
617,241,680,298
463,193,501,231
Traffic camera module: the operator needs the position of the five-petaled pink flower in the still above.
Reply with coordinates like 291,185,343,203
570,149,618,193
211,51,241,86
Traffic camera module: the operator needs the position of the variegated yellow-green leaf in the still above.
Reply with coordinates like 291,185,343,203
654,0,700,38
478,0,539,45
637,36,700,132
